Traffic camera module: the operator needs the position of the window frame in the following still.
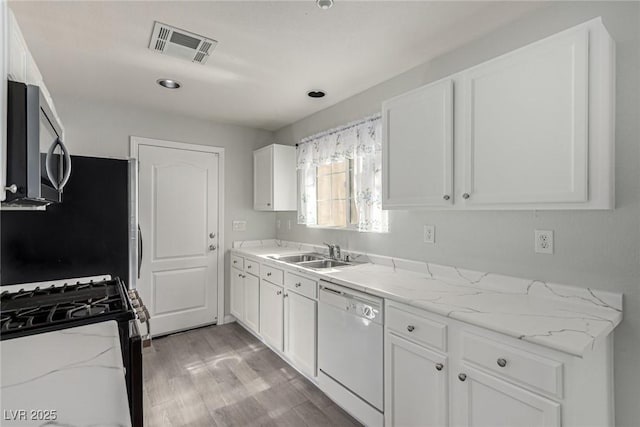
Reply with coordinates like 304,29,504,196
307,159,359,231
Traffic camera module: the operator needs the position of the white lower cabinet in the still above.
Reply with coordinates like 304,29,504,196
259,279,284,351
284,290,317,378
385,332,448,427
385,300,614,427
243,273,260,333
230,267,244,320
455,365,560,427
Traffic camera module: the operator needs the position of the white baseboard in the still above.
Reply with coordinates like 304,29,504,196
222,314,236,325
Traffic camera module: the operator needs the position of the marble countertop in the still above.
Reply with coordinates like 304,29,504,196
232,240,623,357
1,321,131,427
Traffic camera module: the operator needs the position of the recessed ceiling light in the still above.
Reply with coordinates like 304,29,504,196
307,90,326,98
316,0,334,10
157,79,181,89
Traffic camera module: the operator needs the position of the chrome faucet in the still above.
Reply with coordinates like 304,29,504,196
323,242,341,260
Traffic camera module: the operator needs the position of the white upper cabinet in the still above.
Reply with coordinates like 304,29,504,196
253,144,297,211
462,25,589,206
382,79,454,208
382,17,614,210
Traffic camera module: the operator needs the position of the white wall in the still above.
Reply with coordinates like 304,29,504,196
274,2,640,426
54,96,276,317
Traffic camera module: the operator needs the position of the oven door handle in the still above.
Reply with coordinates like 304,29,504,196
137,225,143,279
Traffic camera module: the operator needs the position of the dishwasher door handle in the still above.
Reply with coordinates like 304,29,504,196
321,286,344,296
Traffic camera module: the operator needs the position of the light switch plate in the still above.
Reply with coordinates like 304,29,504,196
424,225,435,244
535,229,554,254
233,220,247,232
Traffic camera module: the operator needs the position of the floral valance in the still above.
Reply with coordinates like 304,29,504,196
296,114,382,169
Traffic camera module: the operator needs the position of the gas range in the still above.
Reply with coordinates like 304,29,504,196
0,276,148,427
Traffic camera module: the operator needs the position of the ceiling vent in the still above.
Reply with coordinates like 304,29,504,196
148,21,217,65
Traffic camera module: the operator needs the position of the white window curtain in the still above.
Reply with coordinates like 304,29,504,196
296,114,388,233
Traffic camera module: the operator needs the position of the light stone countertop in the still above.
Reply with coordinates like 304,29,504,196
232,239,623,357
1,321,131,427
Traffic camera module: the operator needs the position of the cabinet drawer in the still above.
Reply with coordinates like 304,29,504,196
231,255,244,270
285,272,317,299
245,259,260,276
261,264,284,286
462,332,563,397
387,305,447,352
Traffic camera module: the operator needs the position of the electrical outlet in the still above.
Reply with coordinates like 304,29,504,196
424,225,435,244
232,220,247,232
535,229,554,254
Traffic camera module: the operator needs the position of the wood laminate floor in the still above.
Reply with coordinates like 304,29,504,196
143,322,363,427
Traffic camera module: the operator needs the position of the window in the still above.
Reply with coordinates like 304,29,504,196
296,115,388,233
316,160,357,228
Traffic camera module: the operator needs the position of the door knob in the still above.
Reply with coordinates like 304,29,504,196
209,245,217,251
209,233,216,239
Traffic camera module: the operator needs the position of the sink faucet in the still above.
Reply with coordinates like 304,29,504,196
323,242,341,260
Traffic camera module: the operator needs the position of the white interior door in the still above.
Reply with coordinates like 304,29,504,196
136,141,221,336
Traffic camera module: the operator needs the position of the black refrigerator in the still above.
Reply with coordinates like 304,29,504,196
1,156,133,286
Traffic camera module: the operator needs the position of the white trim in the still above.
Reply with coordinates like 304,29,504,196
129,136,226,330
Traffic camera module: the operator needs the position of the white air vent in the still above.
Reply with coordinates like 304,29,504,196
148,21,217,65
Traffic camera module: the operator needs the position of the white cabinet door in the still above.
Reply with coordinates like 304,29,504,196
385,333,448,427
382,79,454,208
260,280,284,351
284,290,316,378
455,365,560,427
244,273,260,333
253,146,273,210
462,26,589,205
230,267,244,321
7,11,27,82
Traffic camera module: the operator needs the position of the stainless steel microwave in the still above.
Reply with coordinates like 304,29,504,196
5,81,71,206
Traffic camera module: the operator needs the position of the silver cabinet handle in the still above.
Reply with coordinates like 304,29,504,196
458,373,467,382
462,193,470,200
443,195,450,201
4,184,17,194
497,358,507,368
209,244,217,251
407,325,415,332
435,363,444,371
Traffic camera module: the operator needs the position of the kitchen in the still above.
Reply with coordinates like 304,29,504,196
0,1,638,427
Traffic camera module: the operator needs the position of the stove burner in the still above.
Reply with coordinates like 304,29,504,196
0,278,134,340
68,305,109,318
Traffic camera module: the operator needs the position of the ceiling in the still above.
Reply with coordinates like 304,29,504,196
9,1,545,131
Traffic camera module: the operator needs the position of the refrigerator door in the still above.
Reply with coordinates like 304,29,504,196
128,158,138,290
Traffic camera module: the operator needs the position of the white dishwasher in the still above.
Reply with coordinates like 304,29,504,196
318,280,384,426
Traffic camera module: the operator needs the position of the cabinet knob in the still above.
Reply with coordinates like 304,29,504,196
284,293,288,298
458,373,467,382
497,358,507,368
443,195,450,201
276,290,282,295
267,272,272,276
462,193,470,200
247,265,252,269
209,245,217,251
238,273,242,278
209,232,216,239
435,363,444,371
233,260,238,264
295,283,301,287
406,325,415,332
267,203,271,207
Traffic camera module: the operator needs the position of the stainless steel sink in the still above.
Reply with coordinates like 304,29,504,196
297,259,352,269
269,253,326,263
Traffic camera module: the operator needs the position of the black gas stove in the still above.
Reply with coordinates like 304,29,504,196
0,278,135,339
0,277,146,427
